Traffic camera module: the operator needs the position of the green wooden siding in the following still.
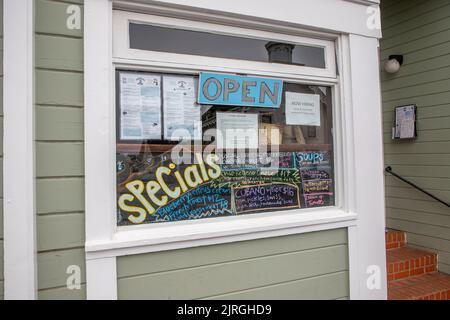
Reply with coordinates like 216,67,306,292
0,0,4,301
381,0,450,274
35,0,86,299
117,229,349,300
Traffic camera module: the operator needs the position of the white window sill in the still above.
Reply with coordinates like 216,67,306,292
85,207,357,259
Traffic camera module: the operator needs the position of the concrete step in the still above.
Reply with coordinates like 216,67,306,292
387,247,437,282
385,229,406,250
388,272,450,300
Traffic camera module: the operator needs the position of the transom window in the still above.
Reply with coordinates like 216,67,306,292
129,23,327,68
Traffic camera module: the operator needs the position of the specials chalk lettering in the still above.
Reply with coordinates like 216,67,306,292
117,152,225,224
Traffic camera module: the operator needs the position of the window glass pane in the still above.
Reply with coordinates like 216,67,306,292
129,23,326,68
116,70,334,226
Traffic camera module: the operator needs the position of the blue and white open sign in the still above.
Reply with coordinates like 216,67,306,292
198,72,283,108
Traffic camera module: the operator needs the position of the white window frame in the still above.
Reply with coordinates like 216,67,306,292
3,0,37,300
88,6,355,252
85,0,386,300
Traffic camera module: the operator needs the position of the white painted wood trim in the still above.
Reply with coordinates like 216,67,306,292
84,0,115,245
3,0,37,300
337,34,361,300
114,0,382,38
86,257,117,300
86,209,358,259
84,0,116,300
347,34,387,300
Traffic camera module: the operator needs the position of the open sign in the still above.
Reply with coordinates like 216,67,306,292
198,72,283,108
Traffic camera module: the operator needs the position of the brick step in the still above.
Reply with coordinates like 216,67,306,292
385,229,406,250
387,247,437,282
388,272,450,300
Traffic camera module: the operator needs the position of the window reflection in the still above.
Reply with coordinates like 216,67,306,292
129,23,326,68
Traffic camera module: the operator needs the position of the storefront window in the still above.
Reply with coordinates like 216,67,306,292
116,71,334,226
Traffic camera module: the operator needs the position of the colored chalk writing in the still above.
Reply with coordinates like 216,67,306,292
297,151,334,208
116,150,334,225
154,184,232,222
296,151,331,166
233,183,300,214
302,179,333,193
304,193,333,207
300,169,331,180
117,152,226,225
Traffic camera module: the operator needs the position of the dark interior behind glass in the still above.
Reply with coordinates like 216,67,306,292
129,23,326,68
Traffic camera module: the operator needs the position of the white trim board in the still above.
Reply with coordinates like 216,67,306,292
114,0,382,38
84,0,116,300
348,34,387,300
86,210,358,259
3,0,37,300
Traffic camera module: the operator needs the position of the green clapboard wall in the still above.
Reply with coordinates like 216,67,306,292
117,229,349,300
0,0,4,301
35,0,85,299
381,0,450,274
34,0,349,299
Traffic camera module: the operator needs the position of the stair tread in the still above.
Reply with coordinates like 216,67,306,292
388,273,450,300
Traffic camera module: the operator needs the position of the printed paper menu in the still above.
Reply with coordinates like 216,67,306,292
163,75,202,141
119,72,162,140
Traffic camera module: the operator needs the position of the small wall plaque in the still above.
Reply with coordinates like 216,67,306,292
392,104,417,140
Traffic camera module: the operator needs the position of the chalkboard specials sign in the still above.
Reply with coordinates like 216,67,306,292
116,151,334,225
233,183,300,214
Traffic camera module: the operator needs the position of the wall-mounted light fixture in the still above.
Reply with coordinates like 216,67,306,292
384,55,404,74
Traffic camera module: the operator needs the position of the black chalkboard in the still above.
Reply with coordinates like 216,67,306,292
296,151,334,208
233,183,300,214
